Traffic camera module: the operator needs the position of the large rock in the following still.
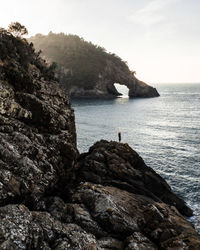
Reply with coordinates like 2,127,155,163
0,30,77,207
36,181,200,249
68,60,159,99
29,33,159,99
77,140,192,217
72,141,200,249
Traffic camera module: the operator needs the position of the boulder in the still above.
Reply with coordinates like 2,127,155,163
77,140,192,217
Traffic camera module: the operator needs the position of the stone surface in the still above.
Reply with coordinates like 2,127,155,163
77,140,193,217
0,31,77,207
0,204,96,250
73,141,200,249
40,180,200,249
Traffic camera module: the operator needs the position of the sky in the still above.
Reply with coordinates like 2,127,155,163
1,0,200,83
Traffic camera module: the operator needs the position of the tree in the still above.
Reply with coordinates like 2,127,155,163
48,62,57,71
8,22,28,37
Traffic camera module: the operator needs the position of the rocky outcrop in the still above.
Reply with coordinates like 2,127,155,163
29,33,159,99
73,141,200,249
76,141,192,217
0,30,77,207
63,60,159,99
0,30,199,249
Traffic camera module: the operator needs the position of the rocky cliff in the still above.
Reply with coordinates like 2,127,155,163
69,60,159,99
0,30,199,249
29,33,159,99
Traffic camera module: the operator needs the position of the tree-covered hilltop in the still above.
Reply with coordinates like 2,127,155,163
29,32,129,88
29,32,159,98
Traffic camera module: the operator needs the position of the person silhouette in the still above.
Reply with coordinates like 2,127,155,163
118,132,121,142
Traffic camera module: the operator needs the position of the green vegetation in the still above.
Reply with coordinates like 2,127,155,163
8,22,28,38
0,24,56,92
29,32,130,90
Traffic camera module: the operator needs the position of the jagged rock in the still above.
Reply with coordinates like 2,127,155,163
141,203,200,249
0,31,77,207
77,140,192,217
0,204,96,249
0,30,199,250
41,196,107,238
73,140,200,249
39,181,200,249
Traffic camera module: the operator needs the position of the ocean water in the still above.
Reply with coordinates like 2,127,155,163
72,83,200,231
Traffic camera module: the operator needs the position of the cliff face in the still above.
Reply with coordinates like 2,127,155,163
0,30,199,249
69,59,159,99
29,33,159,99
0,30,77,208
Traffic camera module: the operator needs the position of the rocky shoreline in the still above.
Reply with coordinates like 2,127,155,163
69,75,160,99
0,30,199,249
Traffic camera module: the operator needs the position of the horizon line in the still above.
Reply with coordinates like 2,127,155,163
150,82,200,84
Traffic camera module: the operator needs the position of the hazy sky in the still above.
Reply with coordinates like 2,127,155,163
1,0,200,83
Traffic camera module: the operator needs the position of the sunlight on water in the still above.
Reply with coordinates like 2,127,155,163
115,97,130,105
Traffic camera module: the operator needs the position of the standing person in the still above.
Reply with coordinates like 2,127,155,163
118,132,121,142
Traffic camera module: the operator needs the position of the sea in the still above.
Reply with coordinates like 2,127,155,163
71,83,200,231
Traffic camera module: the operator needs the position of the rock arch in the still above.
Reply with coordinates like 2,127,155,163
106,75,159,98
114,83,129,97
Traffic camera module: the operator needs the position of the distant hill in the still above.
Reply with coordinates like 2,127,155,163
29,32,159,98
